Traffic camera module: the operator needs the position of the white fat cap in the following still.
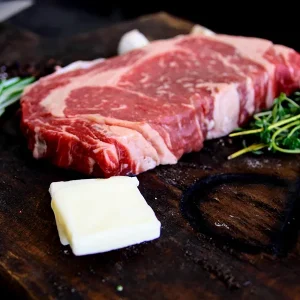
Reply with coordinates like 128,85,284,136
54,58,106,74
118,29,150,55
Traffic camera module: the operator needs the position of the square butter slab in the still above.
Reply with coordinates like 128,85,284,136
50,176,161,256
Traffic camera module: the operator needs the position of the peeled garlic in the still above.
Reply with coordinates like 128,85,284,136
190,24,216,36
118,29,149,55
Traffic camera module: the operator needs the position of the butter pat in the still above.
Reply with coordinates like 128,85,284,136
50,176,161,256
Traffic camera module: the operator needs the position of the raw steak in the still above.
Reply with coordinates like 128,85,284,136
20,33,300,177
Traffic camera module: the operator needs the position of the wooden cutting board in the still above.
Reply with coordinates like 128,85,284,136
0,12,300,300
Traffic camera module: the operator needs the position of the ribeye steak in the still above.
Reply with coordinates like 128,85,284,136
20,33,300,177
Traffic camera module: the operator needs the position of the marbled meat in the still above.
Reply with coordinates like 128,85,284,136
20,34,300,177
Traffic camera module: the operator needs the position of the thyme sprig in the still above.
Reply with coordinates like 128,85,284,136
0,76,35,117
228,91,300,159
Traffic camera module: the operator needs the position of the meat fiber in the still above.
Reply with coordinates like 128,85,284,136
20,33,300,177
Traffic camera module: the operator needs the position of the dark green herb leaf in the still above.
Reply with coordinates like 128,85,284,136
260,130,271,144
252,150,264,155
282,136,300,149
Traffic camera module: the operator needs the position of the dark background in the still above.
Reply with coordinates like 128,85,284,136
4,0,300,51
1,1,300,298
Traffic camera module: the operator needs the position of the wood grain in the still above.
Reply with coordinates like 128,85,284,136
0,12,300,300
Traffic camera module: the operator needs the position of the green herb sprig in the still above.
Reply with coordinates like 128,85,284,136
0,76,35,117
228,91,300,159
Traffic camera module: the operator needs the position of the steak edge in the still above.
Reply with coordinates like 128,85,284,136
20,33,300,177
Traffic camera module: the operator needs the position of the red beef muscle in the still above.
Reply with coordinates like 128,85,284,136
20,33,300,177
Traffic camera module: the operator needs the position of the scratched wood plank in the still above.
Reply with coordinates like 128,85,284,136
0,12,300,300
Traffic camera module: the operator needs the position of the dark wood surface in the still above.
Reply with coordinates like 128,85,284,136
0,12,300,300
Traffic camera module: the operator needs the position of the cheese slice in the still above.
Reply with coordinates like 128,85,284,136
50,176,161,256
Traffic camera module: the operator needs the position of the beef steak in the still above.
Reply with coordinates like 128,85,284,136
20,34,300,177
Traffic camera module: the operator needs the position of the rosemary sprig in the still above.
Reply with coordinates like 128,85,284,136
228,91,300,159
0,76,35,117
